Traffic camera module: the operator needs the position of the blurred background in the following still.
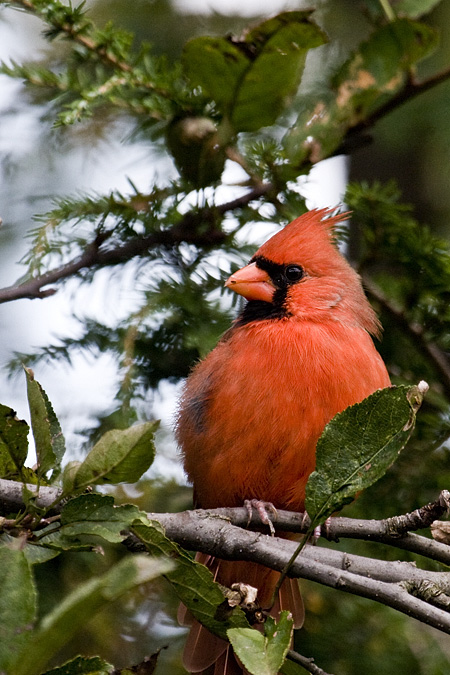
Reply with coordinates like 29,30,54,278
2,0,450,673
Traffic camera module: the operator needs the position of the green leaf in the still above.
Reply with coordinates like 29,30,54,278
166,116,226,187
10,554,174,675
42,655,113,675
394,0,442,18
37,494,148,550
227,611,294,675
61,460,83,494
24,367,65,479
0,404,29,479
305,384,425,527
0,546,37,672
132,521,250,640
0,533,61,564
183,11,326,133
73,421,159,489
365,0,442,19
333,19,439,124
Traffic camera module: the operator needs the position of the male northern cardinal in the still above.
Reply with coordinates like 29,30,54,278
176,208,390,674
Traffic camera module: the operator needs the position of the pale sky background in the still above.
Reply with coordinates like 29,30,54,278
0,0,347,478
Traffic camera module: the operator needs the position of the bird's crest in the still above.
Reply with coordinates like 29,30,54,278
256,208,349,267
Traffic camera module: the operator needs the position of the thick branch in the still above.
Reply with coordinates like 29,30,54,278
139,517,450,634
0,184,272,304
1,478,449,563
2,479,450,634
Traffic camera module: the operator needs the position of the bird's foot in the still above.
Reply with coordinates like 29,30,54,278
311,517,332,544
300,512,332,543
244,499,277,536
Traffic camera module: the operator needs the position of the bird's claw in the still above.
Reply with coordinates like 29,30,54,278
311,516,332,544
244,499,277,536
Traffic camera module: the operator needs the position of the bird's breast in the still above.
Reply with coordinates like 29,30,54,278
177,318,390,511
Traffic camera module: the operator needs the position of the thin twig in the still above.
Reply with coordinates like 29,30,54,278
287,649,334,675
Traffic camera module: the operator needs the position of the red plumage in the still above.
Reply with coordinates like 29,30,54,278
176,209,390,674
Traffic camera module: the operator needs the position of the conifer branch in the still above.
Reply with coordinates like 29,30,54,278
363,275,450,398
0,184,272,304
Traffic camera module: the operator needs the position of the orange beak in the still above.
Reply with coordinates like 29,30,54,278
225,262,275,303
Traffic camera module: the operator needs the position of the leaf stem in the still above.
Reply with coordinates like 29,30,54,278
378,0,396,21
269,524,315,609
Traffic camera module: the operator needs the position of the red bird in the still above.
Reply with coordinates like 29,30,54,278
176,208,390,674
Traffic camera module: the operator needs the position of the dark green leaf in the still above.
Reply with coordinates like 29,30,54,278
166,116,226,187
305,384,425,527
0,546,37,672
37,494,148,550
231,13,327,132
11,555,174,675
183,11,326,132
24,367,65,479
132,521,250,640
0,404,29,479
73,421,159,489
227,611,294,675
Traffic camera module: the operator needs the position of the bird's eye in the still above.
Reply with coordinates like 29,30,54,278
284,265,304,282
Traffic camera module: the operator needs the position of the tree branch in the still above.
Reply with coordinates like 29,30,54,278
2,479,450,633
139,515,450,634
11,0,170,96
287,649,333,675
339,66,450,154
0,183,272,304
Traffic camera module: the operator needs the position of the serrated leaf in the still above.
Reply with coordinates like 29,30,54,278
305,385,423,527
38,494,148,550
24,367,65,479
0,404,29,479
41,655,113,675
228,612,293,675
73,421,158,489
10,555,174,675
183,11,326,133
132,521,250,640
0,546,37,672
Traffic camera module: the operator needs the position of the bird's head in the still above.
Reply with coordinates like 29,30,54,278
225,208,380,335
